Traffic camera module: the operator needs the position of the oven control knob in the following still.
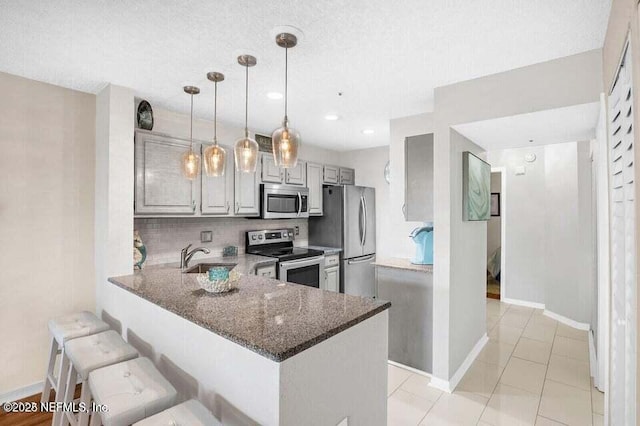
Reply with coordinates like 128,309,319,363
258,235,263,240
282,231,288,237
251,235,257,241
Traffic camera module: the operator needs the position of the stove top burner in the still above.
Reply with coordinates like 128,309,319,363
249,246,324,262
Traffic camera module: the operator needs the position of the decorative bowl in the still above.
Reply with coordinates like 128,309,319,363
196,269,240,294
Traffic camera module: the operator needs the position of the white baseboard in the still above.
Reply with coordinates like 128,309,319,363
0,381,43,404
428,333,489,393
588,330,597,381
502,297,545,310
387,360,431,378
543,310,590,330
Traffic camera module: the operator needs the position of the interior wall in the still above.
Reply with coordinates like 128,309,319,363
487,173,502,262
432,49,603,384
486,141,595,323
340,146,391,258
0,72,96,397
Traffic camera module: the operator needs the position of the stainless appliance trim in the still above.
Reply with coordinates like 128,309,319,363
279,255,325,287
362,195,368,246
297,191,302,217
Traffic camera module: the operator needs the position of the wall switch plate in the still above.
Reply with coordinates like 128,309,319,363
200,231,213,243
515,166,526,175
294,226,300,236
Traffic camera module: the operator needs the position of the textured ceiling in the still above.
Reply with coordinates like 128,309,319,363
0,0,611,151
453,102,601,151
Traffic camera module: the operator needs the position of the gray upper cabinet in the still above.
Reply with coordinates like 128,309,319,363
135,131,198,215
201,143,234,215
339,167,355,185
234,159,260,216
323,165,339,184
261,153,284,183
307,162,323,216
285,160,306,186
404,133,434,221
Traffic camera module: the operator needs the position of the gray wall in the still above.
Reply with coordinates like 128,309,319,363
432,49,603,383
487,141,595,323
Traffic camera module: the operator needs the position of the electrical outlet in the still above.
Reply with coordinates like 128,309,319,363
294,226,299,236
200,231,213,243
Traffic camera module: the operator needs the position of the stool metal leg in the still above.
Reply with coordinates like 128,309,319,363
41,336,58,404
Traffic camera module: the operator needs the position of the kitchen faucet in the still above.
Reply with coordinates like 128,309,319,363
180,244,210,270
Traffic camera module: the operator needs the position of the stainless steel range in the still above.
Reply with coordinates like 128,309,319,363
245,229,325,288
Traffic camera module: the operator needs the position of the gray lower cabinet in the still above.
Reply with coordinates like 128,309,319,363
201,144,234,215
404,134,434,221
261,153,284,183
339,167,355,185
285,160,306,186
325,267,339,292
307,162,323,215
135,131,198,215
323,165,339,184
376,266,433,374
234,164,260,216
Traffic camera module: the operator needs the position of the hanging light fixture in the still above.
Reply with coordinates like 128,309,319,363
182,85,201,180
203,72,226,177
234,55,259,173
272,32,300,168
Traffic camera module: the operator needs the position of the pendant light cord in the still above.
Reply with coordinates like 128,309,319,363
213,81,218,145
189,93,194,152
284,46,288,121
244,63,249,138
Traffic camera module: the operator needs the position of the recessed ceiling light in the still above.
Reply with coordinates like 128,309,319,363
325,114,339,121
362,129,375,135
267,92,283,100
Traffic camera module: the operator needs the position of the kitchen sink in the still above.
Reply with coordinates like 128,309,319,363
183,263,237,274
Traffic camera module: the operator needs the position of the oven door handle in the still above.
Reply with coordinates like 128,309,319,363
280,255,325,268
297,192,302,217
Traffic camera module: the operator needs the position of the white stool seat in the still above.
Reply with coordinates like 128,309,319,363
89,357,177,426
133,399,221,426
48,311,110,346
65,330,138,380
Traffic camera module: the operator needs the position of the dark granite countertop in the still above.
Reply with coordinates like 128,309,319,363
109,261,390,362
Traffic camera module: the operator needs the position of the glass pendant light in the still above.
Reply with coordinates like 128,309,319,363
234,55,259,173
272,33,300,168
203,72,226,177
182,85,201,180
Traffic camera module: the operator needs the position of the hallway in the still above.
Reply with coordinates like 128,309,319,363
387,299,604,425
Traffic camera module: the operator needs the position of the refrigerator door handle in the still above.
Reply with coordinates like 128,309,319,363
359,196,366,246
362,194,368,246
347,254,376,265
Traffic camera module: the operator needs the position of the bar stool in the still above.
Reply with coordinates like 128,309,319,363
133,399,221,425
59,330,139,426
88,357,177,426
41,311,110,406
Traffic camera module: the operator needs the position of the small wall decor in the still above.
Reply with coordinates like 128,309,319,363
462,151,491,221
255,134,273,153
133,230,147,269
491,193,501,216
136,100,154,130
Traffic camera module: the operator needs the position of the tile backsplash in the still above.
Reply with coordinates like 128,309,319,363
135,217,309,265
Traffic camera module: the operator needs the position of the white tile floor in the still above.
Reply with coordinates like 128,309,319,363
387,298,605,425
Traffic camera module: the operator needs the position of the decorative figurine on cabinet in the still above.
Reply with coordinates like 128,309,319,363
134,230,147,269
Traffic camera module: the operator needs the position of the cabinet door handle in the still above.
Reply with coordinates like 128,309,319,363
402,203,406,219
236,201,240,213
226,202,230,213
192,200,196,212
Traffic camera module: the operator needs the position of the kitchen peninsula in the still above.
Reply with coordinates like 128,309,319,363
107,258,390,426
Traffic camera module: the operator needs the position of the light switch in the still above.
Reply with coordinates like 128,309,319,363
515,166,526,175
200,231,213,243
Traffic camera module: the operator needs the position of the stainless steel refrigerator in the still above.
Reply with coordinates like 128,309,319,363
309,185,376,298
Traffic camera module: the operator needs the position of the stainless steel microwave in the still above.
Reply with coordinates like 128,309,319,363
261,184,309,219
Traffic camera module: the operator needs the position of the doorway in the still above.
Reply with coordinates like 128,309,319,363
487,169,503,299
